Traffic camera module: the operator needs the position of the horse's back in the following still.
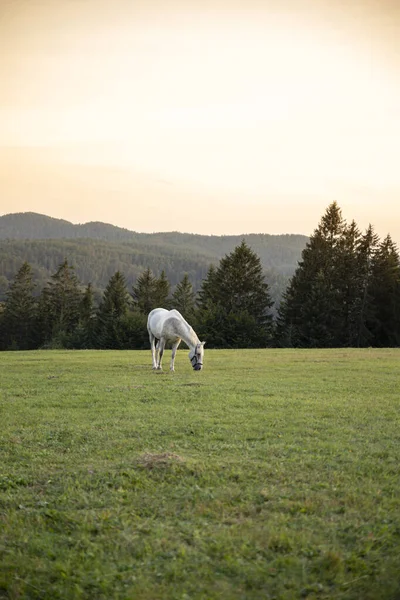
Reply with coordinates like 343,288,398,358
168,309,185,321
148,308,186,340
147,308,168,333
148,308,168,323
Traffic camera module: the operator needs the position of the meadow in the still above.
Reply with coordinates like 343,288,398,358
0,348,399,600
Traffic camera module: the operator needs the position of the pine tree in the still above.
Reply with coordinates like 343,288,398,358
195,264,221,345
96,271,131,349
172,274,196,321
355,225,380,347
368,235,400,347
0,276,8,301
154,270,171,308
197,241,273,347
276,202,346,347
132,268,158,314
81,283,96,324
196,265,218,311
74,282,96,348
1,262,37,350
336,220,363,346
132,268,171,314
37,259,82,346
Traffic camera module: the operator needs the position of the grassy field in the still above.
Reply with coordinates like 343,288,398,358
0,348,399,600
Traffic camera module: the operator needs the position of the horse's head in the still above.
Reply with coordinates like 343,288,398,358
189,342,205,371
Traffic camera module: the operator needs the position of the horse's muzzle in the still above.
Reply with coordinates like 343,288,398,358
193,364,203,371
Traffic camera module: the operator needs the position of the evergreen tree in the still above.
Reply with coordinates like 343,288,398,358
196,264,218,311
0,276,8,301
172,273,196,321
368,235,400,347
1,262,37,349
276,202,346,347
118,311,149,350
336,220,363,346
197,241,273,347
214,240,273,317
355,225,380,347
132,268,158,314
74,282,96,348
37,259,82,346
132,268,171,314
96,271,131,349
0,304,5,351
195,264,220,344
81,282,96,324
154,269,171,308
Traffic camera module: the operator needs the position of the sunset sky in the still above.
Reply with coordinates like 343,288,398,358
1,0,399,241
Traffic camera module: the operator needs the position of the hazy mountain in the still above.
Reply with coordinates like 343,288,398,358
0,211,137,242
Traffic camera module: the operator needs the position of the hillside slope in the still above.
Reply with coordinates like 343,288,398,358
0,212,307,305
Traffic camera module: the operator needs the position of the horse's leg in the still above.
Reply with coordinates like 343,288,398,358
157,338,166,370
155,340,160,369
170,339,181,372
149,330,157,370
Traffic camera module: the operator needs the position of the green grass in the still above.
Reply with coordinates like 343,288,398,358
0,348,399,600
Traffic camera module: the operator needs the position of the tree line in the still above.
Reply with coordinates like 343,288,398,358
0,237,297,308
0,203,399,350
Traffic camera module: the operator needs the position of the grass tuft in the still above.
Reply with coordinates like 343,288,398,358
137,452,185,469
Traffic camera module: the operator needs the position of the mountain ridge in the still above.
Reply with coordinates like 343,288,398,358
0,211,307,242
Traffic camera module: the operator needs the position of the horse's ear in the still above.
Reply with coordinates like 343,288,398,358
201,341,206,346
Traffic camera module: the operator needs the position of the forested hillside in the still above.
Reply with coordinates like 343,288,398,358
0,212,307,303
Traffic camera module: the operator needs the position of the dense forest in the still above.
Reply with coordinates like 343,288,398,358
0,203,399,351
0,212,307,305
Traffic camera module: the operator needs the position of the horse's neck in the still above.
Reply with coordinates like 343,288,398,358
180,323,199,350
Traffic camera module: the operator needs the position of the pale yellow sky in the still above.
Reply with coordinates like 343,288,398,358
1,0,400,241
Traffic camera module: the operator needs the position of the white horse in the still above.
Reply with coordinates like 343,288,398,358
147,308,205,372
